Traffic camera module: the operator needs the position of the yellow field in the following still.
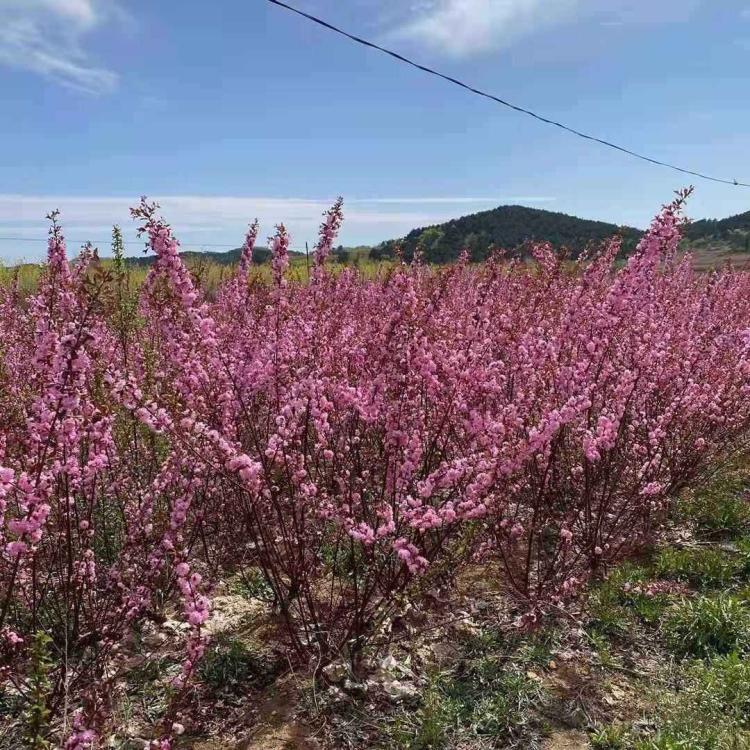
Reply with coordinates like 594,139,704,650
0,253,393,294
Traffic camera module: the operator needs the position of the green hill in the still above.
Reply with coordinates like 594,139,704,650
124,247,243,268
100,205,750,269
122,245,365,269
123,246,301,268
683,210,750,252
372,205,644,263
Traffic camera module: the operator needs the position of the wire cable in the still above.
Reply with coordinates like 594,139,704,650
266,0,750,188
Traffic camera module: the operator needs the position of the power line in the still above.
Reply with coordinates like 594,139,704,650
266,0,750,189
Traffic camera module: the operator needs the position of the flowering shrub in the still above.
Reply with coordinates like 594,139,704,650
479,191,750,615
1,192,750,745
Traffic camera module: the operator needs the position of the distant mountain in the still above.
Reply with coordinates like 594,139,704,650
372,205,644,264
121,245,363,269
114,205,749,270
683,210,750,252
124,248,243,268
123,246,302,268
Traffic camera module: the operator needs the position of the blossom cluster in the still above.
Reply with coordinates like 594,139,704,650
2,192,750,745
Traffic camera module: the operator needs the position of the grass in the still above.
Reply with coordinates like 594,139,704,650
230,566,275,603
663,594,750,657
585,465,750,749
388,682,455,750
653,546,742,588
678,467,750,538
591,653,750,749
590,724,630,749
125,655,173,687
586,562,672,638
386,663,544,749
198,635,281,693
586,511,750,643
0,252,394,295
375,622,554,749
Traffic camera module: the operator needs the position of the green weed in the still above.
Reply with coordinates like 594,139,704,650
592,653,750,749
680,473,750,538
586,563,667,636
590,724,629,749
22,631,53,749
664,594,750,657
385,626,545,748
653,547,741,589
198,635,280,693
231,566,275,603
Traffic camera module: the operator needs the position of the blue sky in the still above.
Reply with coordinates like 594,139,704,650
1,0,749,262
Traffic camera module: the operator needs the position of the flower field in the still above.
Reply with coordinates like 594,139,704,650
3,191,750,747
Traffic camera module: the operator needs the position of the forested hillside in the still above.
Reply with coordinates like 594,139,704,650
115,204,750,269
372,204,644,262
684,209,750,251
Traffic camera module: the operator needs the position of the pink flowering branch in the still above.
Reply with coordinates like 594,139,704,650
312,197,344,271
238,219,260,276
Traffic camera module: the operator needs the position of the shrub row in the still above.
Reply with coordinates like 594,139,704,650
2,192,750,746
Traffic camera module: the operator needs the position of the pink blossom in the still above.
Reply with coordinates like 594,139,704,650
2,189,750,738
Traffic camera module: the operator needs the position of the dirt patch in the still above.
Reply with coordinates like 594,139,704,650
205,593,266,637
543,729,589,749
238,675,318,750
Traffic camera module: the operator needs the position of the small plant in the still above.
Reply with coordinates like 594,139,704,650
590,654,750,749
586,565,656,636
664,595,750,657
443,656,543,743
386,637,544,749
590,723,629,750
458,625,509,657
587,595,634,639
22,631,54,750
231,566,275,603
653,547,742,589
683,652,750,726
135,682,173,725
125,656,172,690
404,683,456,750
680,472,750,538
588,631,620,670
629,593,671,626
198,636,279,693
735,537,750,576
468,671,541,739
515,627,561,667
641,653,750,749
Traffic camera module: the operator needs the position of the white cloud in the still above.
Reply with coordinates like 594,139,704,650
391,0,578,57
0,193,556,261
385,0,701,57
0,0,121,93
350,195,555,204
